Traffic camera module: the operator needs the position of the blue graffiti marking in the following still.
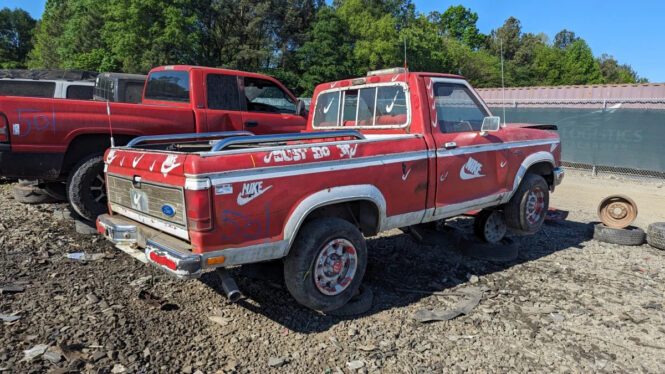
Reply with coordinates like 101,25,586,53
220,203,270,241
15,108,56,137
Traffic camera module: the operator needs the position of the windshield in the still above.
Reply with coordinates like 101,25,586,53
144,71,190,103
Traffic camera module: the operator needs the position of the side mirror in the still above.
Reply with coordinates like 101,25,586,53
481,116,501,132
295,100,307,117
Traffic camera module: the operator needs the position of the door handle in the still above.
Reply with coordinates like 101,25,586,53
443,142,457,149
244,120,258,128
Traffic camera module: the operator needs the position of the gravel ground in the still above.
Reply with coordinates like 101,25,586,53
1,173,664,373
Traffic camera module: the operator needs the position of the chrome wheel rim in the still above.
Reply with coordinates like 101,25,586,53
525,186,545,225
314,238,358,296
484,211,507,243
90,173,107,203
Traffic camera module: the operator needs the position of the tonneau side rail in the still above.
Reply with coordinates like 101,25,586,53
126,131,255,148
209,130,365,152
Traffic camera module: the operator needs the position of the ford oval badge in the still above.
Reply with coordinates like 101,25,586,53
161,204,175,217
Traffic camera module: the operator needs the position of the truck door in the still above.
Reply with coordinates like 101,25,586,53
425,77,509,216
203,73,244,133
240,77,306,134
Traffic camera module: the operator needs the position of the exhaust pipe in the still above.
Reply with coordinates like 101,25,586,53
216,268,242,302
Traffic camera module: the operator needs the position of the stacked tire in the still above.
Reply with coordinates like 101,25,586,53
646,223,665,250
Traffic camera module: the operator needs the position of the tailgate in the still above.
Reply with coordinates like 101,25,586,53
105,148,190,240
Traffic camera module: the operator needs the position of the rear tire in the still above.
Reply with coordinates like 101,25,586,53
67,154,107,222
504,173,549,235
284,217,367,312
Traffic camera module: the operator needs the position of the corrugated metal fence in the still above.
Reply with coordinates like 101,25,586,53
477,83,665,180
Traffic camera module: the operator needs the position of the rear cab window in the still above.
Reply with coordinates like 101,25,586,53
144,71,190,103
0,80,56,98
313,83,409,129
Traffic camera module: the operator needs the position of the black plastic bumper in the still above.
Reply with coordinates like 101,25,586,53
0,146,64,179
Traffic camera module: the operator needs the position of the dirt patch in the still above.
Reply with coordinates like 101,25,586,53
1,173,664,373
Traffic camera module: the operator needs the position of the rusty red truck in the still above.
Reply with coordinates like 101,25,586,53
0,65,307,220
96,68,564,312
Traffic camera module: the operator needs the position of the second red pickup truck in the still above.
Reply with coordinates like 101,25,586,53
0,65,307,220
97,68,564,312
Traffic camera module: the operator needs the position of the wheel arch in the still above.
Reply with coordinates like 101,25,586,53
60,133,135,178
282,185,386,253
503,151,555,203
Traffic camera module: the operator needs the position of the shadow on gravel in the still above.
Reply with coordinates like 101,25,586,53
200,217,593,334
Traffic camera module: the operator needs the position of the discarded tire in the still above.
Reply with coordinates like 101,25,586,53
12,182,56,204
43,182,67,201
646,222,665,250
593,224,645,246
326,285,373,317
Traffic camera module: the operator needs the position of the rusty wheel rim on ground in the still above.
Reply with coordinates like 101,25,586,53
598,195,638,229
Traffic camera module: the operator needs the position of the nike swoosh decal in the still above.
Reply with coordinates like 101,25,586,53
426,81,432,90
149,160,156,172
500,161,507,168
330,82,338,88
161,158,182,177
550,143,558,152
386,101,395,113
460,167,485,180
132,194,141,206
431,102,436,110
237,185,273,206
132,154,145,168
439,171,448,182
401,168,412,181
323,100,334,114
391,74,400,82
120,157,125,167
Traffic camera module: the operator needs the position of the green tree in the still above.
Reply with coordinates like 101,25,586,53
560,39,601,85
553,29,579,50
0,7,36,68
296,6,354,95
27,0,68,68
486,17,522,60
597,53,640,83
435,5,484,49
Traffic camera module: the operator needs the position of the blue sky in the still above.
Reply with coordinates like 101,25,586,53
5,0,663,82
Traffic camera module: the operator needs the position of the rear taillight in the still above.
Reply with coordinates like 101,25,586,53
185,188,213,231
0,114,8,143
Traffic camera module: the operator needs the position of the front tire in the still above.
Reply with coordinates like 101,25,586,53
504,173,549,235
67,154,107,222
284,217,367,312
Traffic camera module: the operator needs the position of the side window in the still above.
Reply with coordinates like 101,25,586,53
434,83,487,133
375,86,407,125
207,74,240,111
0,81,55,98
66,85,93,100
243,77,295,114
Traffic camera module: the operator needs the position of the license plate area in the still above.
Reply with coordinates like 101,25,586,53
130,188,149,213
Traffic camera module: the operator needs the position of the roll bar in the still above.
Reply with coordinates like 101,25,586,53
209,130,365,152
125,131,254,148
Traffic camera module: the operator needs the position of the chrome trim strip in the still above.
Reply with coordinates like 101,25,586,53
206,151,430,184
110,203,189,240
436,139,559,157
201,240,290,268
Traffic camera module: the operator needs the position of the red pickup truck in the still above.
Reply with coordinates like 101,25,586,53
96,68,564,312
0,65,307,220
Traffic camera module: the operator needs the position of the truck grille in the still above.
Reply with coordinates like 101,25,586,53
107,174,186,227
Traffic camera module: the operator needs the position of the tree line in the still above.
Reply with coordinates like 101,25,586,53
0,0,646,96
